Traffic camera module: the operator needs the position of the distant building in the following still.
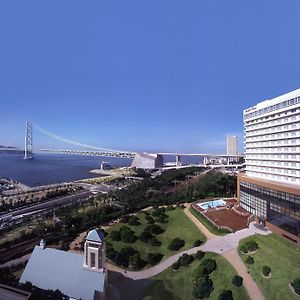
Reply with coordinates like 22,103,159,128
131,153,163,169
238,88,300,245
19,229,107,300
227,135,238,155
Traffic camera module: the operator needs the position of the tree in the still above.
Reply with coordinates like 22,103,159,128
128,215,141,226
144,224,164,235
147,253,164,266
149,238,161,246
195,250,205,260
262,265,271,277
139,231,154,243
200,258,217,274
218,290,233,300
172,261,180,271
291,278,300,295
168,238,185,251
193,265,208,280
109,230,120,241
246,256,254,264
129,253,145,270
232,275,243,287
119,226,137,243
193,239,203,247
193,277,213,299
178,253,194,266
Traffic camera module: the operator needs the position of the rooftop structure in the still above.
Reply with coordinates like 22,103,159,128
19,229,106,300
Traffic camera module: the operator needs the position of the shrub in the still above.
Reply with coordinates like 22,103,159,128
246,256,254,264
128,215,141,226
218,289,233,300
193,265,208,280
156,214,169,224
178,253,194,266
145,215,155,224
139,231,154,243
152,208,166,217
172,261,180,270
193,240,203,247
113,252,129,267
193,277,213,299
119,226,137,243
120,247,137,258
201,258,217,274
129,253,146,270
246,240,258,252
240,244,248,254
291,278,300,295
232,275,243,287
107,248,117,261
147,253,164,266
241,240,259,253
195,250,205,260
120,215,130,223
109,230,120,241
149,238,161,246
262,265,271,277
168,238,185,251
144,224,164,235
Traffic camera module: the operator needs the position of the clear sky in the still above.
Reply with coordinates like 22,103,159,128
1,1,300,153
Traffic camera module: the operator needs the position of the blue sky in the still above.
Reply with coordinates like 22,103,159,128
0,1,300,153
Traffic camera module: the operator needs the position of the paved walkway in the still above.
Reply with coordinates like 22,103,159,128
107,206,271,300
223,249,265,300
183,204,216,240
107,223,270,280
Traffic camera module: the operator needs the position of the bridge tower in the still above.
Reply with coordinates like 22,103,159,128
24,121,33,159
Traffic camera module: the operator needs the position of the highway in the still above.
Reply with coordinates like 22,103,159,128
0,191,93,224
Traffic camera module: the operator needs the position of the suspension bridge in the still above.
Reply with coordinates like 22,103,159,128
1,121,244,167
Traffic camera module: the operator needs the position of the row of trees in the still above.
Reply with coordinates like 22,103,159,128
113,169,237,211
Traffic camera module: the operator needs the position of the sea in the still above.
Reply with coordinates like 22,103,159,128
0,153,203,187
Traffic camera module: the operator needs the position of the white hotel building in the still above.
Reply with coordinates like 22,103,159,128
238,88,300,245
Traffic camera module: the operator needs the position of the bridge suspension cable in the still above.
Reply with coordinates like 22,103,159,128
32,122,135,154
6,123,25,147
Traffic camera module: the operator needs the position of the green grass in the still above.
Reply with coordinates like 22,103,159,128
106,207,206,263
142,252,250,300
189,207,230,236
238,233,300,300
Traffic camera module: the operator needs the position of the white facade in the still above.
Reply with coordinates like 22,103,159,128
227,135,238,155
244,88,300,185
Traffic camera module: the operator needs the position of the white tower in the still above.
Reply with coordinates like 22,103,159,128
83,229,105,272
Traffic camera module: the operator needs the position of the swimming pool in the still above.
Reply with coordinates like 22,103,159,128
197,199,226,210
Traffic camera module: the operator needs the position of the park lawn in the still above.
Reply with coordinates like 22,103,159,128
106,207,206,262
189,207,230,236
142,252,250,300
238,233,300,300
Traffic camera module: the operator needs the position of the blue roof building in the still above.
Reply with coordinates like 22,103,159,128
19,229,107,300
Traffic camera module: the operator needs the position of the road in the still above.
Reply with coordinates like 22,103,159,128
0,191,93,222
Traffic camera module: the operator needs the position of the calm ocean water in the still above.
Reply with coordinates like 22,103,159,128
0,153,203,187
0,153,132,187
